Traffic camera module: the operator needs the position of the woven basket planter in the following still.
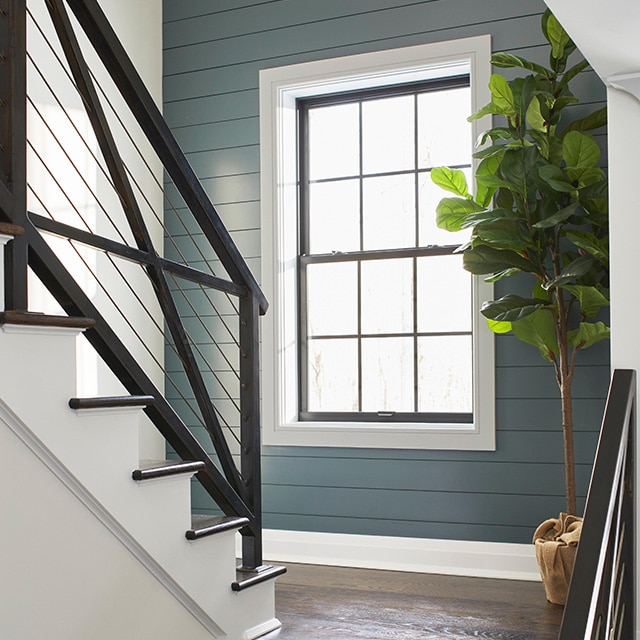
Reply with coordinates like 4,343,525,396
533,512,583,605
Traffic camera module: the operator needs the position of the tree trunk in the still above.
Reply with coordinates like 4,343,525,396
560,373,576,516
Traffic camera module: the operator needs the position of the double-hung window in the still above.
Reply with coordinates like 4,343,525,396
298,78,472,424
260,36,495,449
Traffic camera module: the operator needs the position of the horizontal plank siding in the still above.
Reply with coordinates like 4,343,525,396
163,0,610,544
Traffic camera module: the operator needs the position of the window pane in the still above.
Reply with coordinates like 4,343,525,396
361,258,413,334
418,335,472,413
417,255,471,333
418,87,471,168
308,103,359,180
307,262,358,336
307,338,358,412
363,174,415,250
362,337,414,412
362,95,414,174
418,170,470,247
308,179,360,253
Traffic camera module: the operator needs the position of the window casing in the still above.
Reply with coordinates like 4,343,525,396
260,36,495,449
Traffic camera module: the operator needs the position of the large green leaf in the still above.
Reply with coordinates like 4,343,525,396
544,255,595,289
475,219,532,250
491,52,552,77
468,101,503,122
481,294,549,322
486,318,513,334
533,201,580,229
483,267,522,283
463,244,535,275
436,197,484,231
511,308,559,361
566,166,605,189
459,207,517,229
499,147,540,204
562,285,610,317
499,149,528,194
473,144,508,160
529,129,550,159
579,180,608,200
538,165,576,193
553,94,579,111
513,75,537,118
543,11,571,60
474,154,503,208
431,167,470,197
568,321,610,350
563,131,600,168
475,173,515,191
526,95,546,132
563,106,607,134
563,230,609,264
489,74,516,116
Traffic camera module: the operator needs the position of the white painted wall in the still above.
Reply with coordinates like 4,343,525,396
543,0,640,631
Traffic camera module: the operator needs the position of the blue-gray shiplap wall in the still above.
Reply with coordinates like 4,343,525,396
162,0,609,544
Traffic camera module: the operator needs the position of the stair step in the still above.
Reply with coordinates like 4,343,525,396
0,310,95,330
0,222,24,237
69,395,155,410
186,514,250,540
232,565,287,592
132,459,205,482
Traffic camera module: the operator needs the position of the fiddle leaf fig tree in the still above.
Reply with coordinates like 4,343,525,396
432,10,609,516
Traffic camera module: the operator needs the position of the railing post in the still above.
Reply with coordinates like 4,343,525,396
0,0,27,310
239,291,263,570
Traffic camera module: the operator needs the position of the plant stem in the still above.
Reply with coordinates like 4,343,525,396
560,369,577,516
551,233,577,515
555,301,577,515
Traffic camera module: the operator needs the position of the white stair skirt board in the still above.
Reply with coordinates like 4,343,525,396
0,399,225,640
240,529,540,582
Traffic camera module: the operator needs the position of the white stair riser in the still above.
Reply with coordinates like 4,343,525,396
0,324,280,639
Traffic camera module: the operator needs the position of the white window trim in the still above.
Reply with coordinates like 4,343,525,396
260,35,495,450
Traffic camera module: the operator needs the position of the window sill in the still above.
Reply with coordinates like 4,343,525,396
263,418,496,450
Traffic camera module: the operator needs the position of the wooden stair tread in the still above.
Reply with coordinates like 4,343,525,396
0,222,24,236
132,459,205,481
232,565,287,592
186,514,250,540
69,395,155,410
0,310,95,329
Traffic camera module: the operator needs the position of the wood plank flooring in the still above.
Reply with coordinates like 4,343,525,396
263,563,563,639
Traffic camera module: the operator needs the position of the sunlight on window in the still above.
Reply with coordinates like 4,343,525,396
418,335,472,413
362,95,414,173
308,103,359,180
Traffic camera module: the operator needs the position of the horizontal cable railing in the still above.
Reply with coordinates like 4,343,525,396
0,0,267,570
559,369,635,639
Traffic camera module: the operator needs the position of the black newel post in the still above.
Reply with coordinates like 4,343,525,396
0,0,27,310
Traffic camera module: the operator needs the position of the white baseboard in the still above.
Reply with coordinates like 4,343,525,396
243,618,281,640
244,529,541,582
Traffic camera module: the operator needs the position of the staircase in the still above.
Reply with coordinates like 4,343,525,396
0,237,281,639
0,0,284,635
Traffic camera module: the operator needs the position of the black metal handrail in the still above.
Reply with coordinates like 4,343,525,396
559,369,635,639
0,0,267,570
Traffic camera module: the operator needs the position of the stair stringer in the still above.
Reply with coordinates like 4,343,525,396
0,323,280,640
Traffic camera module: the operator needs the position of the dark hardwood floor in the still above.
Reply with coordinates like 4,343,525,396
263,563,563,639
